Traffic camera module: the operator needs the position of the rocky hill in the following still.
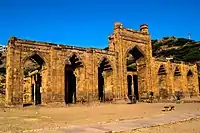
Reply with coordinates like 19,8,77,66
152,36,200,63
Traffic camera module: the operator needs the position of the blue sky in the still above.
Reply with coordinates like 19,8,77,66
0,0,199,48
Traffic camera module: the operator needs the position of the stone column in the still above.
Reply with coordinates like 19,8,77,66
6,38,24,106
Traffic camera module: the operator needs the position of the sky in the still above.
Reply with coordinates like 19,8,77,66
0,0,199,48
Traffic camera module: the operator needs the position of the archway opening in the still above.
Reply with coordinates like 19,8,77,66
173,67,182,98
126,46,144,101
23,54,45,106
157,65,168,99
187,70,194,97
127,75,132,100
98,58,112,102
64,54,83,104
133,75,139,100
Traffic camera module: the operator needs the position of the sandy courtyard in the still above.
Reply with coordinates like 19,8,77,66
0,102,200,132
130,118,200,133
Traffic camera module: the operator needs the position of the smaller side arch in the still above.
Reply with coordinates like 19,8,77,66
157,64,168,99
65,52,85,67
158,64,167,75
98,56,113,71
174,66,181,76
187,69,195,97
97,56,114,102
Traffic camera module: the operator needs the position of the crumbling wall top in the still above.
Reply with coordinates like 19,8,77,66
7,37,116,56
113,22,149,36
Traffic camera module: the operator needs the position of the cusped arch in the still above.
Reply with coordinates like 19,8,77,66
158,64,167,75
98,56,113,71
22,52,47,66
64,52,85,67
125,45,145,61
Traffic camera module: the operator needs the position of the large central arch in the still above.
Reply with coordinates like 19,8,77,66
125,46,145,101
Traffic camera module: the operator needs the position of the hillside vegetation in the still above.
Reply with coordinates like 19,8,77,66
152,36,200,62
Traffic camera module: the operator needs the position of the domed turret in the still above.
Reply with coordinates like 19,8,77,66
140,24,148,34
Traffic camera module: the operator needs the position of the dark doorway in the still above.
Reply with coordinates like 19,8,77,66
35,73,42,104
133,75,139,100
98,67,104,102
64,54,83,104
30,72,42,105
98,58,112,102
127,75,132,100
65,66,77,104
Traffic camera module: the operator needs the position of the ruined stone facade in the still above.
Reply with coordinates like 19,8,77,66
5,22,199,106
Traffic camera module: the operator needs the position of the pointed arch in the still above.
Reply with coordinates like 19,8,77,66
174,66,181,76
98,56,113,71
22,52,47,105
125,45,145,61
97,56,113,102
158,64,167,75
23,52,46,66
65,52,84,68
125,45,145,101
64,52,84,104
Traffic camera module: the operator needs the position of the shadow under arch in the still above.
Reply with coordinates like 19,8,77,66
98,56,113,102
64,53,84,104
125,45,145,61
65,52,85,67
98,56,113,69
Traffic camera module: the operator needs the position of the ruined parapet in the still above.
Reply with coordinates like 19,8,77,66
112,22,151,47
114,22,149,35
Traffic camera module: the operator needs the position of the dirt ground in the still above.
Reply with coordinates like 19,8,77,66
130,118,200,133
0,102,200,132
